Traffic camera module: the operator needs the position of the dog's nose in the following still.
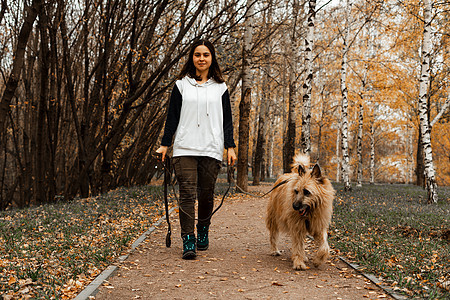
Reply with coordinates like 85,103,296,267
293,202,301,210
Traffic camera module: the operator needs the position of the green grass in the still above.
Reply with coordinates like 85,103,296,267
329,183,450,299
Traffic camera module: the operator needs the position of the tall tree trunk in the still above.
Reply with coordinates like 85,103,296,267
47,5,61,203
237,0,254,192
356,104,363,187
35,3,50,204
253,5,272,185
407,126,414,184
316,87,326,164
267,126,274,178
301,0,316,155
340,0,351,191
370,122,375,184
418,0,438,203
415,126,425,187
336,122,341,183
253,72,269,185
78,0,91,198
283,0,300,173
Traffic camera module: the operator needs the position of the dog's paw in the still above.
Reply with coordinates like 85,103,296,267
313,247,329,267
271,250,282,256
292,256,307,270
312,259,323,268
313,254,328,267
293,261,307,270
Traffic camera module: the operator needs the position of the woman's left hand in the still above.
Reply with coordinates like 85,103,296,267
227,148,237,166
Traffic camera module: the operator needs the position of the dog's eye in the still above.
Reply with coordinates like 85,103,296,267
294,189,299,194
303,189,311,196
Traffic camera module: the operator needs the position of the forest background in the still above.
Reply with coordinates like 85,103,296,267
0,0,449,210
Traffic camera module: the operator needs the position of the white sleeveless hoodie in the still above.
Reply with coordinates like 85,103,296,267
172,76,228,161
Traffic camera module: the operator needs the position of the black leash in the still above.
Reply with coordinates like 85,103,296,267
197,163,234,222
154,154,290,248
163,156,172,248
234,178,291,198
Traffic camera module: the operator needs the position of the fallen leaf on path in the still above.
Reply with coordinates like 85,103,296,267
272,281,284,286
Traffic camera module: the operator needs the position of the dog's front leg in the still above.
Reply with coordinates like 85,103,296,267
291,231,307,270
313,230,330,267
269,229,282,256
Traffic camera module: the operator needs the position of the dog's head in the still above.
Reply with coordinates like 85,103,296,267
289,154,333,217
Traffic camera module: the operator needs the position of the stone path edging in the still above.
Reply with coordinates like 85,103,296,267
338,256,407,300
74,207,176,300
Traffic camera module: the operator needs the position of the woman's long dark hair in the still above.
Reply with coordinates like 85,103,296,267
178,39,225,83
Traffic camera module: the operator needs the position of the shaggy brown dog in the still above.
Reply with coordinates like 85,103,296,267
266,154,335,270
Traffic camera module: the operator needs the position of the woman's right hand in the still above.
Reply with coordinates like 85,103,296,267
155,146,168,162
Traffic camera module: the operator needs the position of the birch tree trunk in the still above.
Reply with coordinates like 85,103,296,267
418,0,438,203
356,104,363,187
237,0,254,192
300,0,316,155
407,126,414,184
340,0,351,191
370,122,375,184
336,123,341,183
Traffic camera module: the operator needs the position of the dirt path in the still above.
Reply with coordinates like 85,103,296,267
94,184,392,300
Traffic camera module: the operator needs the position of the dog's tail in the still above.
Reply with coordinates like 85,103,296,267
291,153,310,172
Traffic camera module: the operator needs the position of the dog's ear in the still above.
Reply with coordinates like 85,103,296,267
298,164,306,176
311,164,322,179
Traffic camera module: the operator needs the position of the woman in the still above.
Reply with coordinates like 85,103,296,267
156,39,237,259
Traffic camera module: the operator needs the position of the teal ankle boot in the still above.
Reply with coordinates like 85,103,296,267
182,234,196,259
197,224,209,251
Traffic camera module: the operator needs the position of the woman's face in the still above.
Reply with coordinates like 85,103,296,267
193,45,212,74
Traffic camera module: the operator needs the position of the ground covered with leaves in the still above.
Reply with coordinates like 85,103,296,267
0,185,173,299
329,183,450,299
1,181,449,299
